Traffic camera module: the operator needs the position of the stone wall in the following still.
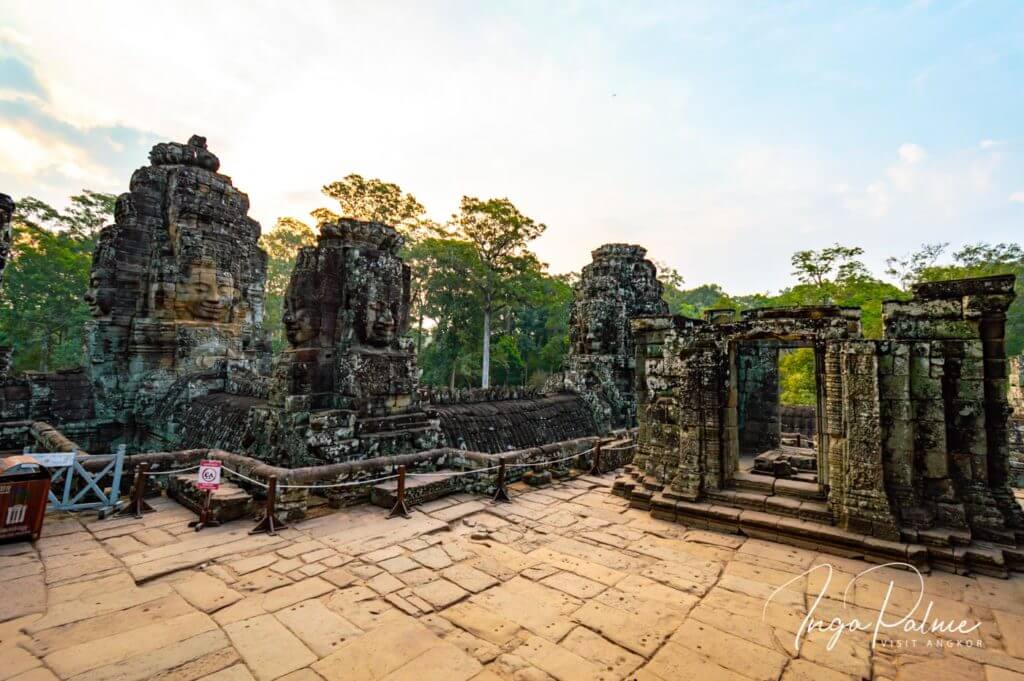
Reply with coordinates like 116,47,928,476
736,341,780,455
779,405,816,438
426,393,598,452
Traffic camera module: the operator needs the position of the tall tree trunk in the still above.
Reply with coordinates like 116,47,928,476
481,307,491,388
417,313,424,354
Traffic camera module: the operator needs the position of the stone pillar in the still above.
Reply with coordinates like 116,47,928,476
0,194,13,289
833,342,900,540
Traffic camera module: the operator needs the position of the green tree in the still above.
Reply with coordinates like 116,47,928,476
0,191,116,371
312,173,431,240
902,242,1024,355
258,217,317,351
443,197,547,388
779,347,816,406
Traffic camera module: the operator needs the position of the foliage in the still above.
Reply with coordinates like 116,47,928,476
896,242,1024,355
312,173,432,240
440,196,547,387
0,191,116,372
779,347,816,406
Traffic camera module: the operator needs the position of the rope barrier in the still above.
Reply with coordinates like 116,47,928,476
145,465,201,476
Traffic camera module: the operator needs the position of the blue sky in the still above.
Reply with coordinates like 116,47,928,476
1,1,1021,293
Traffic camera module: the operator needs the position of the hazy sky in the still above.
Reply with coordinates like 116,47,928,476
1,1,1021,294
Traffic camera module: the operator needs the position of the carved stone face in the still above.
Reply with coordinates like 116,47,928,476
84,269,116,317
362,297,398,346
283,294,318,347
177,262,234,322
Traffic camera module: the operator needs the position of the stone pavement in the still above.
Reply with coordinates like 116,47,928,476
2,475,1024,681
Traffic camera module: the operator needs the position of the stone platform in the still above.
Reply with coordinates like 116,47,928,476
3,472,1024,681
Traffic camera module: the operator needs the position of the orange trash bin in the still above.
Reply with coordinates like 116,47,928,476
0,455,51,542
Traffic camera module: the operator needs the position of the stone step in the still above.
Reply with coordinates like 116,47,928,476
167,474,254,523
732,472,824,500
370,470,461,509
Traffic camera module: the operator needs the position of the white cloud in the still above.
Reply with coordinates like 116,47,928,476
898,143,927,164
0,119,116,185
1010,191,1024,203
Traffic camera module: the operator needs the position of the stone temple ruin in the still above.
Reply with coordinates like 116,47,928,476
0,136,1022,575
616,276,1024,574
546,244,668,430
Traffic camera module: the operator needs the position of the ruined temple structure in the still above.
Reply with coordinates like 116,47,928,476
83,135,271,447
617,275,1024,575
0,193,14,380
243,219,442,466
0,193,13,287
1010,355,1024,485
547,244,668,431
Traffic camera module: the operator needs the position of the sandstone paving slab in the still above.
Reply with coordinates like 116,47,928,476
736,538,817,569
298,563,327,578
668,618,788,681
540,571,606,599
793,628,872,679
225,614,317,681
0,575,46,621
129,534,283,582
377,641,483,681
229,553,279,576
515,634,612,681
363,546,405,563
413,578,469,609
213,595,267,627
367,571,405,595
274,598,363,657
470,576,581,642
63,630,232,681
276,540,329,559
204,664,257,681
311,616,453,681
607,574,700,615
544,537,649,572
327,595,405,631
321,513,447,556
639,558,720,597
994,610,1024,658
443,628,501,663
301,548,336,563
321,566,358,588
526,547,625,586
277,670,327,681
233,567,293,594
44,552,122,584
27,584,173,632
43,610,218,678
779,658,859,681
560,625,644,679
379,555,421,574
271,557,303,574
718,573,805,608
45,571,134,605
260,577,333,612
0,560,42,581
429,501,488,523
411,547,453,570
0,646,42,680
397,566,437,586
102,535,148,557
132,527,176,547
441,602,522,646
4,667,58,681
724,557,809,592
172,571,244,613
441,564,499,593
571,599,682,657
26,593,193,657
642,640,750,681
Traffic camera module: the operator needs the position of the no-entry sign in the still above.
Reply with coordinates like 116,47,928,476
197,460,221,491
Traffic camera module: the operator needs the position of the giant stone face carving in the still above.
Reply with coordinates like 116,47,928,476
83,135,270,423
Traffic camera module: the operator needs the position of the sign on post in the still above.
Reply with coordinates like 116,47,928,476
197,460,221,491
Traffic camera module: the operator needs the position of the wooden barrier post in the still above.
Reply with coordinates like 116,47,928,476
251,475,287,536
188,489,221,532
115,462,156,518
388,466,410,519
492,459,511,504
589,442,603,476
